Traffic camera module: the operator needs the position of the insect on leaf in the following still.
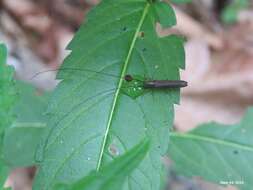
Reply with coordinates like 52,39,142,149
34,0,185,189
168,108,253,190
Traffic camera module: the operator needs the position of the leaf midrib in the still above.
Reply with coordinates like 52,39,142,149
170,132,253,152
96,2,151,171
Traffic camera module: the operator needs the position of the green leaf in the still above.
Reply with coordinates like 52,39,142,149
0,43,13,190
222,0,249,24
13,81,50,123
3,122,47,168
0,44,17,137
2,81,49,168
0,160,9,188
55,139,149,190
34,1,184,189
168,108,253,190
0,44,49,170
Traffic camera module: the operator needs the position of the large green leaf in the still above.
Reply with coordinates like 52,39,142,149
168,108,253,190
55,139,149,190
34,0,184,189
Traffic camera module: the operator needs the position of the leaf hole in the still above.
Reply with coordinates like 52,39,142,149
109,144,119,156
233,150,239,155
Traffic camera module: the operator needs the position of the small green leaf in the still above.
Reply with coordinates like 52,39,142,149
168,108,253,190
222,0,249,24
55,139,149,190
0,160,9,188
13,81,50,123
3,122,46,168
0,44,17,136
0,44,14,189
2,81,49,168
0,43,49,173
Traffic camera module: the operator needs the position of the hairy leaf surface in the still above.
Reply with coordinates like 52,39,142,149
34,0,185,189
168,108,253,190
